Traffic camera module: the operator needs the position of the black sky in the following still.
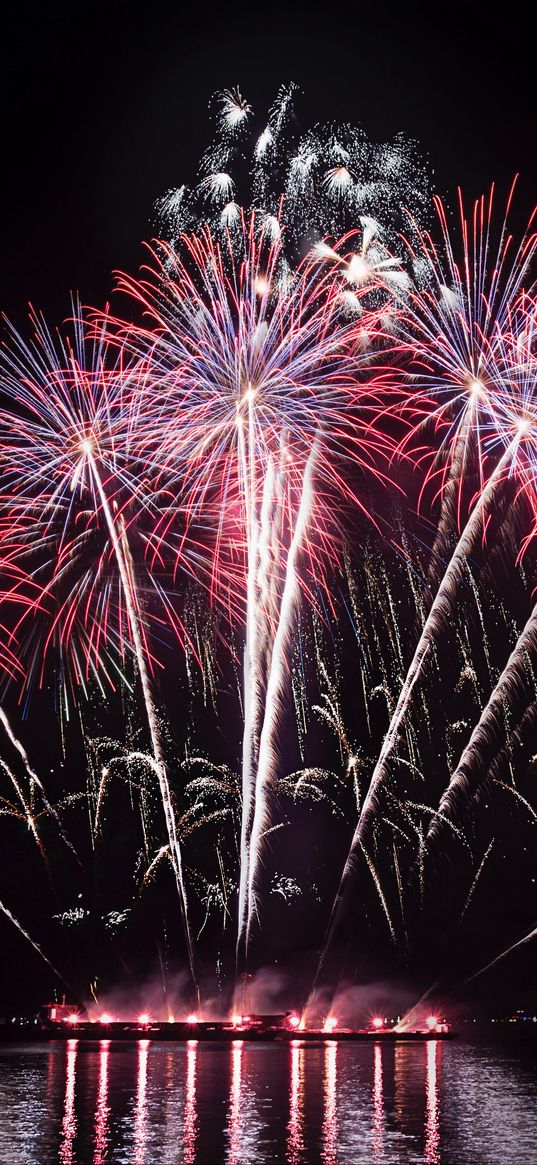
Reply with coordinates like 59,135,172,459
1,1,536,323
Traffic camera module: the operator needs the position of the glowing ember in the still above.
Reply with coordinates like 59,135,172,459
66,1014,79,1024
138,1013,150,1025
289,1015,301,1028
372,1017,384,1029
99,1014,112,1025
186,1014,199,1024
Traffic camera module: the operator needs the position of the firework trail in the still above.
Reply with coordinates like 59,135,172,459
460,840,495,921
0,897,66,983
236,389,264,957
462,920,537,987
0,751,47,863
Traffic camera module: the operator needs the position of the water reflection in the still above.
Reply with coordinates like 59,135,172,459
393,1041,414,1130
226,1039,243,1165
183,1040,198,1165
93,1041,110,1165
372,1042,384,1160
59,1039,78,1165
287,1040,305,1164
4,1035,537,1164
134,1039,149,1165
321,1041,338,1165
425,1040,440,1164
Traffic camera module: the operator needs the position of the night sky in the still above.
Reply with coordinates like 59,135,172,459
1,1,537,1017
2,2,535,324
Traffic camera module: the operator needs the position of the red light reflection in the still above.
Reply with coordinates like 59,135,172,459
287,1041,305,1165
372,1042,384,1159
59,1039,78,1165
183,1040,198,1165
321,1041,338,1165
93,1041,110,1165
425,1040,441,1164
134,1040,149,1165
226,1039,243,1164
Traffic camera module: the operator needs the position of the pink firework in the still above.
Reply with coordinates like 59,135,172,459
0,302,200,999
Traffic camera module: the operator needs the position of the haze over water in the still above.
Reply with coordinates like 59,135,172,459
1,1038,536,1164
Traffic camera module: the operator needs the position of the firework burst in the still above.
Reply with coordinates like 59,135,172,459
0,303,202,999
104,207,407,964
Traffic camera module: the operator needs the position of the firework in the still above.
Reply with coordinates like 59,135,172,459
309,187,537,988
392,183,536,576
3,83,537,1016
104,206,407,964
156,85,430,263
428,303,537,839
0,305,200,1000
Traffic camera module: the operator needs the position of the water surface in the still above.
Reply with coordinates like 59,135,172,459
1,1037,536,1164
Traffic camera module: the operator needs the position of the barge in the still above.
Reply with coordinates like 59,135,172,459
1,1002,457,1042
